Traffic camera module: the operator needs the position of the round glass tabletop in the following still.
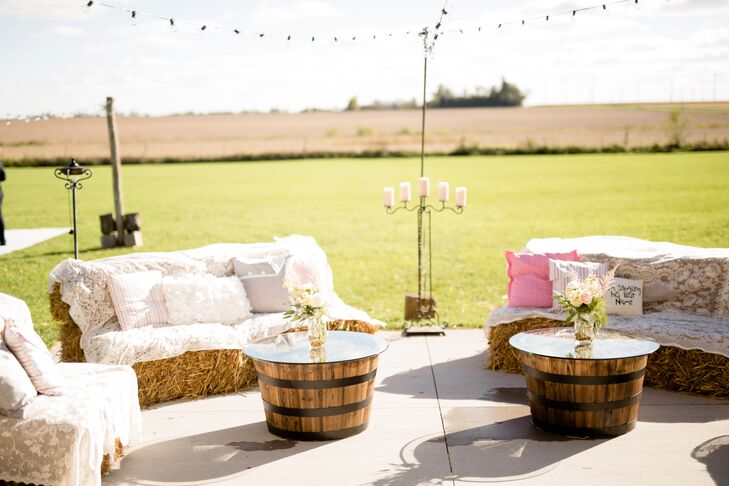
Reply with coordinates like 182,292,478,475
509,327,659,360
244,331,389,364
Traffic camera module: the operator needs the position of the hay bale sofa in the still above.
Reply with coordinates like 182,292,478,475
49,236,383,408
485,236,729,398
1,292,142,486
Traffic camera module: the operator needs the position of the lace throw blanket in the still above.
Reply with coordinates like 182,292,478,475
48,236,384,366
0,363,142,486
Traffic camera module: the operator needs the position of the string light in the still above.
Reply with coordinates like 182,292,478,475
77,0,643,45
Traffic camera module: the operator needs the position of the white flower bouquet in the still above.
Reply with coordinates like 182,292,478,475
283,279,329,348
554,271,614,343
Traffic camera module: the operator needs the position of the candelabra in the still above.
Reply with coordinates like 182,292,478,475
54,159,92,259
383,179,467,332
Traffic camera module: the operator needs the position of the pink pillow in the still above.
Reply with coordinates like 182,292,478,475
506,251,579,308
4,319,65,396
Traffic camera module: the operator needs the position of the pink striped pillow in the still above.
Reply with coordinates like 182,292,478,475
4,319,65,396
506,251,579,308
108,270,169,330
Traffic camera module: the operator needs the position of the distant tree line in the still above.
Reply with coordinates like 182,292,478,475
345,78,526,111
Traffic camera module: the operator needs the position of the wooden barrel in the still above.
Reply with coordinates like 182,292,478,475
518,352,648,437
254,356,378,441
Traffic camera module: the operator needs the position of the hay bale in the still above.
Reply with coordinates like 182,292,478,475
646,347,729,398
486,318,729,399
486,318,569,372
50,284,378,407
100,438,124,476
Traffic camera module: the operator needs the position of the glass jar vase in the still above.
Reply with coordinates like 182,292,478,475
307,317,328,349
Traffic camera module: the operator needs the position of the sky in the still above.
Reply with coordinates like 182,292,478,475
1,0,728,117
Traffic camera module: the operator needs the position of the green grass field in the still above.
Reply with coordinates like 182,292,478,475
2,152,729,345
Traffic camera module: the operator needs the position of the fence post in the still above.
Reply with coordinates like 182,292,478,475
105,96,125,246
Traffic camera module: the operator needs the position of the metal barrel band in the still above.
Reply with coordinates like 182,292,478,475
263,395,373,418
531,416,637,438
522,365,646,385
257,369,377,389
266,422,369,441
527,391,642,412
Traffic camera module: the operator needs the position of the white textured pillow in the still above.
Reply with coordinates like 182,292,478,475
108,270,169,330
0,341,38,417
4,320,65,396
162,275,252,325
606,278,643,316
549,260,609,310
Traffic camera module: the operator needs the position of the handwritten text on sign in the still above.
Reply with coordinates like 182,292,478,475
609,284,642,306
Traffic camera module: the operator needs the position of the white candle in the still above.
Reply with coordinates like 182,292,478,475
383,187,395,208
399,182,412,202
419,177,430,197
437,181,449,202
455,187,467,207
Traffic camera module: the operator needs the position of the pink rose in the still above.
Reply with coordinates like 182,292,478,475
580,291,593,305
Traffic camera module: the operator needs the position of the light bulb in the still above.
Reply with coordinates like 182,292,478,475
130,10,137,26
169,18,177,32
81,0,93,14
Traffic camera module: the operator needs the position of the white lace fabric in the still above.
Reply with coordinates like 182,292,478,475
48,236,384,366
485,236,729,358
0,362,142,486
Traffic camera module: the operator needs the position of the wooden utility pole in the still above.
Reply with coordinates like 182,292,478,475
105,97,125,246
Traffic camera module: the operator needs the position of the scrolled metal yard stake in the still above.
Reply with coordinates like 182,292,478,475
54,159,92,259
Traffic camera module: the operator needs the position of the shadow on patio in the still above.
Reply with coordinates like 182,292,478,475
106,421,323,484
372,413,606,486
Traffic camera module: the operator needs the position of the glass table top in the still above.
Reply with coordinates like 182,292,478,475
509,327,659,360
244,331,389,364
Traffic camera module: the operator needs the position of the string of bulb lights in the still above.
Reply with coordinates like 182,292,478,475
79,0,643,43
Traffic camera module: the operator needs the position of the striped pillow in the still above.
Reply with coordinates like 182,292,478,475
108,270,169,330
549,260,609,310
4,319,65,396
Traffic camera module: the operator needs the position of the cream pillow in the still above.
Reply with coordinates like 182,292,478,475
0,341,38,417
4,320,65,396
162,275,252,325
606,278,643,316
549,260,609,310
108,270,169,330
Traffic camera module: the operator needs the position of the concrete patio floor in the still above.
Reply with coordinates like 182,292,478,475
106,330,729,486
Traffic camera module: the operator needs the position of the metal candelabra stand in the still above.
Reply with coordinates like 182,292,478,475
383,27,467,334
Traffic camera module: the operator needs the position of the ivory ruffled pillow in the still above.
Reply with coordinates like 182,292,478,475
0,341,38,417
4,320,65,396
162,275,252,325
108,270,169,330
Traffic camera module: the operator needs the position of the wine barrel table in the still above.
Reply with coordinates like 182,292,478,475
244,331,388,441
509,328,659,437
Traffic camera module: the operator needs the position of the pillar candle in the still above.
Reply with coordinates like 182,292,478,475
437,181,449,202
455,187,467,207
419,177,430,197
383,187,395,208
399,182,412,202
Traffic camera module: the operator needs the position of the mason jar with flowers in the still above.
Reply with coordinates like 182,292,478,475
283,280,329,349
554,271,614,348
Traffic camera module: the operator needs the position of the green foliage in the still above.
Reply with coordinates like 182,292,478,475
666,110,689,148
2,152,729,346
344,96,360,112
429,79,526,108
